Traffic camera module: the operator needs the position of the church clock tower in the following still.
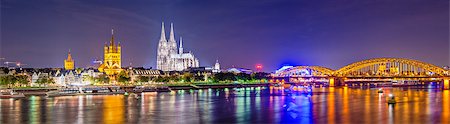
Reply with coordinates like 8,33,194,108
64,49,74,70
98,29,122,82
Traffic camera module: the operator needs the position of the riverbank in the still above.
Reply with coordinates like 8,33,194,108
1,83,272,96
168,83,270,90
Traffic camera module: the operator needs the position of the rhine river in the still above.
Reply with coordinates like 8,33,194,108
1,87,450,124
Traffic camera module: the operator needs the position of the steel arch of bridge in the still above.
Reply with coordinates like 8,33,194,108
274,58,448,77
333,58,447,77
275,66,334,77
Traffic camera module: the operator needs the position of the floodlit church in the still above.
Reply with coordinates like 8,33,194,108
98,29,122,79
64,50,74,70
157,22,199,71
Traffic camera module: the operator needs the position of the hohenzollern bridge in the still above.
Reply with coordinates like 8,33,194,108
271,58,450,90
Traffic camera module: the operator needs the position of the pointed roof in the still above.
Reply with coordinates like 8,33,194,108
110,29,115,47
66,49,73,61
169,23,175,42
160,22,167,42
179,37,183,48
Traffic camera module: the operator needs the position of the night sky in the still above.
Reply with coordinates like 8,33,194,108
1,0,448,72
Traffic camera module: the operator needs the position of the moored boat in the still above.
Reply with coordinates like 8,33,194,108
0,90,26,99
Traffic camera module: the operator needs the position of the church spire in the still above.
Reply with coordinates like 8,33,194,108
110,29,115,47
64,48,75,70
169,23,175,42
67,49,72,60
179,37,183,54
160,22,167,42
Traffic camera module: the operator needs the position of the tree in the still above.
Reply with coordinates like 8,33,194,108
35,77,53,87
35,77,45,87
137,76,150,83
235,73,251,81
251,72,270,80
213,72,236,82
0,75,17,87
75,68,83,74
153,76,169,82
182,73,194,82
47,78,55,85
117,71,131,85
0,76,6,86
96,74,110,84
168,75,180,82
15,75,29,86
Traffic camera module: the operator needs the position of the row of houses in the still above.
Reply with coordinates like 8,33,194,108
0,67,254,86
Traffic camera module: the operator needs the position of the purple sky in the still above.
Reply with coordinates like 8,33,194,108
1,0,448,72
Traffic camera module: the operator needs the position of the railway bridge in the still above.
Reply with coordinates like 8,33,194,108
271,58,450,89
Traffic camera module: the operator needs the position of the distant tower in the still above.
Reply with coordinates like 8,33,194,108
213,59,220,73
64,49,75,70
98,29,122,81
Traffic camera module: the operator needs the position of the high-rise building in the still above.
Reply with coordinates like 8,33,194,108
157,22,199,71
64,50,74,70
98,29,122,79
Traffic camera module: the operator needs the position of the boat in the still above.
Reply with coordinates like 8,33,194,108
0,90,26,99
156,86,171,92
45,90,61,97
132,86,146,93
143,87,157,92
387,94,396,104
377,88,384,93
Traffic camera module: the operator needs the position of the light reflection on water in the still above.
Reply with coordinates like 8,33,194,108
1,87,450,123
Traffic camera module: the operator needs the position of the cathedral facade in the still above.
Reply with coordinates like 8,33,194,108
157,22,199,71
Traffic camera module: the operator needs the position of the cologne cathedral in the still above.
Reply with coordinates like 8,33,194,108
157,22,199,71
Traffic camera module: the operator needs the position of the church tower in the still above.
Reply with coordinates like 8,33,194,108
98,29,122,81
157,22,169,71
168,23,178,55
64,49,74,70
179,37,183,54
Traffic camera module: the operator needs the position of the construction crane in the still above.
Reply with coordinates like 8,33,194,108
4,61,15,67
16,62,27,68
4,61,26,68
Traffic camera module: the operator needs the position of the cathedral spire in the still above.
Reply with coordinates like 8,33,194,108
179,37,183,54
169,23,175,42
160,22,167,42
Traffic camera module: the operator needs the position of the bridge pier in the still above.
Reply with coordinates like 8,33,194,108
329,78,335,87
444,78,449,90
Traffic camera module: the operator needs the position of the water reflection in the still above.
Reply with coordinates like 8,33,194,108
1,87,450,123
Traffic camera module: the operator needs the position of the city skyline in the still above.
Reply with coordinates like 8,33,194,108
1,0,448,71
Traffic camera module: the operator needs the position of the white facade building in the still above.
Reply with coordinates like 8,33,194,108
157,22,199,71
213,60,221,73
